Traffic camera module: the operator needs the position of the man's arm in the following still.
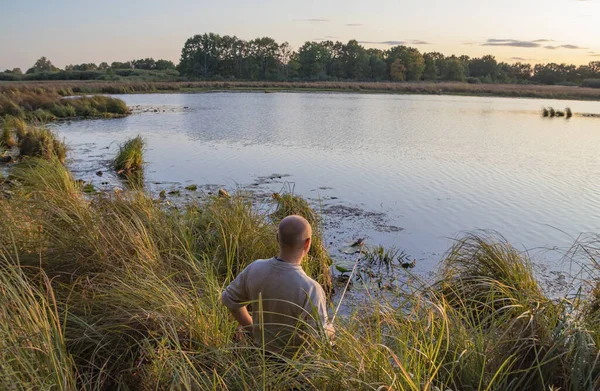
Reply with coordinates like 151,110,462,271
229,306,253,327
222,264,253,328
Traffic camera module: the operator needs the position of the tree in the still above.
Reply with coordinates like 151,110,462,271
469,55,498,79
390,58,406,81
439,56,466,81
386,46,425,81
132,58,156,70
296,41,332,79
26,56,58,74
111,61,132,69
422,53,438,81
3,68,22,75
155,59,175,70
367,48,387,80
338,40,369,80
98,62,109,70
178,33,223,77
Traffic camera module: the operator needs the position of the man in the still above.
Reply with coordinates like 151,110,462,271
221,215,332,352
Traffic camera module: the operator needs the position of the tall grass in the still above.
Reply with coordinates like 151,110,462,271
113,136,144,174
18,126,67,163
0,254,78,390
1,160,600,390
0,86,130,120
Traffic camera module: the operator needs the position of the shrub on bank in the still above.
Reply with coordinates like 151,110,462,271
581,79,600,89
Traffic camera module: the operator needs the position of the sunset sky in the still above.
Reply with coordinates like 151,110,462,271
1,0,599,70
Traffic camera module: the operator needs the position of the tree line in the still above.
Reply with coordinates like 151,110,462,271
3,34,600,86
1,57,177,82
177,33,600,85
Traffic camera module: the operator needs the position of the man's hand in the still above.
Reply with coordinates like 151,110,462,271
229,306,253,327
229,306,253,342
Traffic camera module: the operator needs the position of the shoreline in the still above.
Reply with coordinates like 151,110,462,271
3,80,600,102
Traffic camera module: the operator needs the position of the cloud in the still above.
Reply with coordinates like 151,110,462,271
358,40,406,46
545,44,588,50
482,39,540,48
324,35,339,39
510,57,531,61
345,23,363,26
410,40,431,45
293,18,329,22
532,39,555,43
591,53,600,57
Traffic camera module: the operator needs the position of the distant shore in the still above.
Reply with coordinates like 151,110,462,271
3,80,600,101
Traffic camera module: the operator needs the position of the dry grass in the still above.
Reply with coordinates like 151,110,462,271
3,80,600,101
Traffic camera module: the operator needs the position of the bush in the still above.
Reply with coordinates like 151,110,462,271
582,79,600,89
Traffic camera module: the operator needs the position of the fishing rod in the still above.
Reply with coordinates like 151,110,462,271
331,240,365,324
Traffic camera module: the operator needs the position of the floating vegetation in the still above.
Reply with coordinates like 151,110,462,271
185,184,198,191
82,183,96,193
542,107,573,119
364,245,411,273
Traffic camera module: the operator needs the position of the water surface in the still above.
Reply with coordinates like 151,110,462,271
54,92,600,280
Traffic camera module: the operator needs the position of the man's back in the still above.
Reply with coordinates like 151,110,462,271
222,258,328,350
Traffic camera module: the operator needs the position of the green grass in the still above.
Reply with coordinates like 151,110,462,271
113,136,144,174
1,159,600,390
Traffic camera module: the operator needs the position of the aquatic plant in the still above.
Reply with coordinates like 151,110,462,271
113,136,144,174
542,107,549,117
566,107,573,118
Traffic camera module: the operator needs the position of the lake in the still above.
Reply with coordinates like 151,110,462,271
53,92,600,283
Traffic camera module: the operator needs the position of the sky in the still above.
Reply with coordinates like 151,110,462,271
1,0,599,71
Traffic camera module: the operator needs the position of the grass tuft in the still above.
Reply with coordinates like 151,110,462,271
18,127,67,163
113,136,144,174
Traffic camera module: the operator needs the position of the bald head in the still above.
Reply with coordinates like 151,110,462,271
277,215,312,251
